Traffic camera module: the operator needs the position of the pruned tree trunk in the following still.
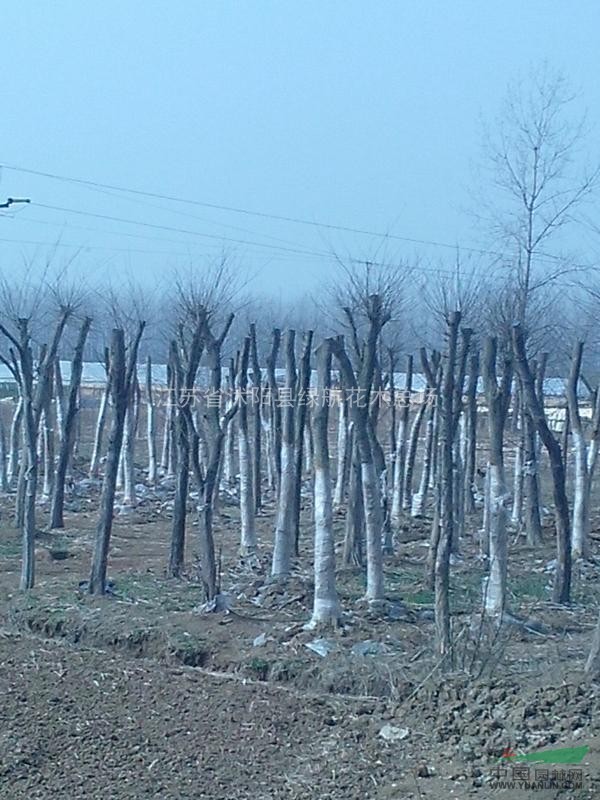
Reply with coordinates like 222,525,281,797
54,359,65,447
266,328,282,497
168,312,207,579
222,358,236,489
0,414,8,493
41,404,55,503
309,338,341,627
342,431,364,566
272,330,297,576
89,348,110,479
523,407,543,545
333,390,350,509
482,337,512,616
411,401,435,517
193,312,237,603
481,462,491,558
390,354,413,522
249,323,262,513
293,331,313,554
168,339,190,578
19,326,37,590
50,316,92,528
90,324,145,595
511,424,524,529
160,360,175,476
8,396,23,488
513,324,571,604
566,341,593,560
411,350,439,518
332,294,390,604
434,311,460,664
120,374,140,508
146,355,157,485
464,352,479,515
238,336,257,556
403,401,426,511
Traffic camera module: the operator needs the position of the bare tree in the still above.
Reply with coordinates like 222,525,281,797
513,324,571,604
478,66,598,321
89,323,145,595
50,315,92,528
332,293,390,604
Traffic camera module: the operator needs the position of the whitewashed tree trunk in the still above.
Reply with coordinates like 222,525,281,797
160,362,174,476
333,394,349,508
292,331,313,554
481,341,512,614
8,396,23,487
54,359,65,447
0,414,8,492
249,324,262,513
511,433,524,527
480,462,491,558
485,463,509,614
90,379,110,479
402,401,426,511
238,337,257,555
567,342,595,560
266,328,282,497
571,429,590,559
121,398,137,507
272,330,297,576
41,409,54,501
222,359,236,489
390,354,413,524
309,339,341,627
411,403,435,517
146,356,157,485
464,352,479,515
304,417,313,475
362,458,385,601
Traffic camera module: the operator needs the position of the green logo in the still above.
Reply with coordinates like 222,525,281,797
501,745,589,764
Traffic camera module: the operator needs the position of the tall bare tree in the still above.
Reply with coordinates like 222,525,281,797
89,323,145,595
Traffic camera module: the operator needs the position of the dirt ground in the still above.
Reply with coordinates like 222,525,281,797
2,433,600,798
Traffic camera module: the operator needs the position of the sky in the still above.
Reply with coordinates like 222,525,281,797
0,1,599,299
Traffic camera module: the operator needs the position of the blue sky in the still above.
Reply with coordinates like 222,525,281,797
0,1,598,296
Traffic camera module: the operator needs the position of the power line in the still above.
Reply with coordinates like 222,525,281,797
10,213,329,262
0,162,570,263
0,234,223,258
32,202,333,259
75,180,328,253
0,231,463,278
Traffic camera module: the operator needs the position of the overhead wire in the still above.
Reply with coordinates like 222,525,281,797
0,161,574,264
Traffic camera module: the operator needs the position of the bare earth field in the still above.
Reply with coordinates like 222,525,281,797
2,459,600,799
